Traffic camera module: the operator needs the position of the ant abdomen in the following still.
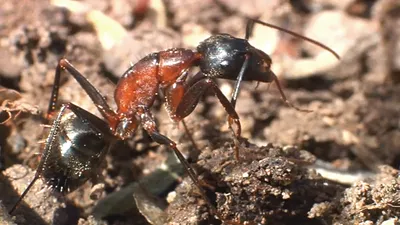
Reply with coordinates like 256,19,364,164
9,18,340,218
38,113,109,193
8,106,111,214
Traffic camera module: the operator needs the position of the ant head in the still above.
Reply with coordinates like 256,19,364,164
244,48,275,83
113,116,138,140
197,34,249,78
197,34,276,83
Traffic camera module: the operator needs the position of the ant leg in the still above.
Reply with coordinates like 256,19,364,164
181,119,200,152
9,102,70,214
138,108,217,214
227,19,256,108
49,59,117,123
270,71,313,113
176,77,242,160
164,71,205,119
8,175,39,214
230,54,251,108
164,73,200,151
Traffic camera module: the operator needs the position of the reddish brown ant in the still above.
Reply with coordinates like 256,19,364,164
8,18,339,222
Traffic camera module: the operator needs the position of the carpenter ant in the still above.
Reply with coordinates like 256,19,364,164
8,18,339,221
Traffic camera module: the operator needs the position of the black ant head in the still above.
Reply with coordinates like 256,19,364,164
197,34,275,83
246,48,275,83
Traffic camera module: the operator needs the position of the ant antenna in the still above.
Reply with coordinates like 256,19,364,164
247,18,340,60
231,18,341,109
9,176,39,214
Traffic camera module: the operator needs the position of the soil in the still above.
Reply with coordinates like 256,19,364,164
1,0,400,225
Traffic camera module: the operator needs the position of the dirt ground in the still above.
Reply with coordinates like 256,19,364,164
1,0,400,224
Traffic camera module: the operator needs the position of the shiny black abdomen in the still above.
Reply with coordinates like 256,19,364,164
37,113,109,193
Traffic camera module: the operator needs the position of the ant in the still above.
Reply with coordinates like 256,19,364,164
8,18,339,222
8,31,240,217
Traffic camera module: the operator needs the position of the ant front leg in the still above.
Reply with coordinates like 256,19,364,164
229,20,255,109
49,59,117,124
137,106,217,214
175,73,242,160
230,53,251,108
164,73,200,151
229,18,340,111
47,78,113,138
